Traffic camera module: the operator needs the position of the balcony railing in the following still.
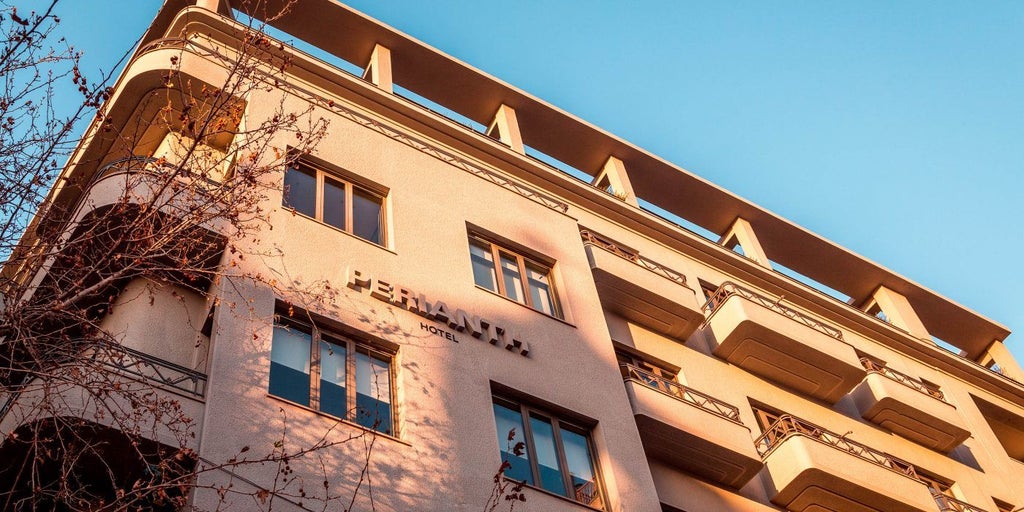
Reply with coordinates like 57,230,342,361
621,363,741,423
0,342,207,423
573,480,602,507
703,282,844,341
580,230,687,286
755,414,918,480
90,342,208,398
94,155,225,188
932,492,988,512
861,358,946,401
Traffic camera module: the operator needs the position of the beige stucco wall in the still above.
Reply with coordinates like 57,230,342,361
21,5,1024,511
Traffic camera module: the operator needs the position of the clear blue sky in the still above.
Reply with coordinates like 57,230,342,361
55,2,1024,360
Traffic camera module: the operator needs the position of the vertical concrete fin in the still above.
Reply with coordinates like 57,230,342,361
718,217,772,269
485,104,525,154
868,286,931,340
979,340,1024,382
362,44,394,93
591,156,639,207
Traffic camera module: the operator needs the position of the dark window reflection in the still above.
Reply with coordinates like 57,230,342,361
283,166,316,218
323,176,346,230
352,187,383,245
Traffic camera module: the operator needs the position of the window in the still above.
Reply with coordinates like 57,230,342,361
282,163,386,245
469,235,561,318
269,318,395,435
492,395,604,509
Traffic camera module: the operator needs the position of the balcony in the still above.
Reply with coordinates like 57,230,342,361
851,359,969,452
702,282,865,403
621,364,762,489
757,415,938,512
582,230,704,340
932,493,987,512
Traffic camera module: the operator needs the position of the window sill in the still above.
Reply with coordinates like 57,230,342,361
474,285,577,329
265,393,410,446
282,206,397,255
509,480,605,512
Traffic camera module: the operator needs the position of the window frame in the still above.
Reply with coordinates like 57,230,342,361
492,395,606,509
469,234,562,319
269,316,397,436
282,162,388,247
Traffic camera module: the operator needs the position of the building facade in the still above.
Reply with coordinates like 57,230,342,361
2,1,1023,511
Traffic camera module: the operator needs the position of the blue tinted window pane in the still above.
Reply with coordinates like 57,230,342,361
470,240,497,291
352,187,383,244
492,402,533,485
283,167,316,218
323,176,346,230
526,264,556,316
355,351,392,434
561,427,601,507
319,341,347,418
269,325,311,405
529,414,566,496
500,253,525,303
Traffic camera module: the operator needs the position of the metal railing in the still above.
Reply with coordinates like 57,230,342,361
933,492,988,512
0,343,206,422
94,155,225,188
703,282,844,341
573,480,602,507
861,358,946,401
755,414,919,480
621,364,741,423
89,342,208,398
580,230,688,287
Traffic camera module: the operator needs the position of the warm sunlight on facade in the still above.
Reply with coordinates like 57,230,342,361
3,1,1022,511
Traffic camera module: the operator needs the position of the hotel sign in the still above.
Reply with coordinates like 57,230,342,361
348,269,530,357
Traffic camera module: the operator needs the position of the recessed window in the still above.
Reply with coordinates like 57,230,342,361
469,235,561,318
492,395,604,509
283,163,386,246
269,318,395,435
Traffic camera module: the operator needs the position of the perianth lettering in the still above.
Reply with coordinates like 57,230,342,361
449,309,483,336
479,318,501,345
348,268,372,291
517,340,530,357
396,287,421,312
428,301,453,323
371,278,393,302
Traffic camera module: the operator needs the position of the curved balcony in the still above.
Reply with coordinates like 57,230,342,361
851,359,969,452
582,230,703,341
757,415,937,512
0,340,207,447
702,282,865,403
621,364,762,489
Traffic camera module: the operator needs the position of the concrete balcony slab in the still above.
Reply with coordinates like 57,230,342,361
704,291,864,403
585,242,703,341
623,368,761,489
852,371,969,452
